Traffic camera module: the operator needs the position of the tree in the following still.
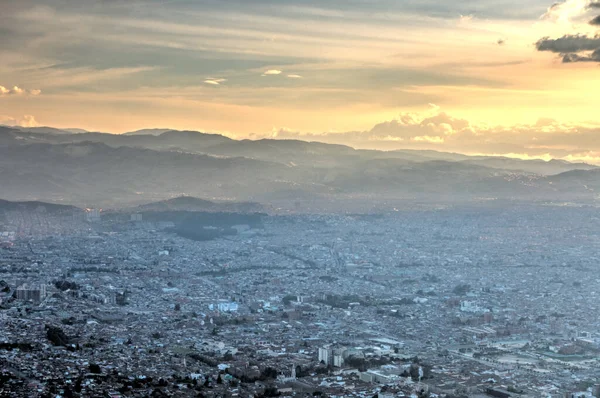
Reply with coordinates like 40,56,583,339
261,387,281,397
174,303,181,311
74,376,83,393
345,356,367,371
89,363,102,374
282,295,296,306
453,284,471,296
116,291,129,306
261,367,278,380
45,325,69,346
418,389,430,398
63,385,74,398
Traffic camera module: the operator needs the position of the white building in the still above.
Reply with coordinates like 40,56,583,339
333,354,344,367
318,347,332,365
460,300,488,313
209,302,239,312
85,208,101,223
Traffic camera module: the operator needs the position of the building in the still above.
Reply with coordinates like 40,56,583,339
318,347,332,365
360,370,399,384
85,208,101,223
16,284,46,303
333,353,344,367
460,300,488,313
218,302,239,312
0,231,16,243
208,302,239,312
484,311,493,323
318,346,347,367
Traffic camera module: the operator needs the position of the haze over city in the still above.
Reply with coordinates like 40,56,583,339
3,1,600,398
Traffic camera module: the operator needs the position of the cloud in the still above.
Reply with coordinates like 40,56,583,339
536,0,600,62
562,48,600,61
9,67,157,91
459,14,474,24
0,85,41,96
19,115,39,127
536,34,600,52
287,74,303,79
272,106,475,145
497,39,506,46
262,69,282,76
267,106,600,163
204,78,227,85
366,107,473,143
536,34,600,62
0,114,39,127
541,0,593,22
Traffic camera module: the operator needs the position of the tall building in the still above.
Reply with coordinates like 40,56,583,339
85,208,101,223
16,284,46,303
318,347,332,365
333,353,344,367
318,346,347,367
484,311,493,323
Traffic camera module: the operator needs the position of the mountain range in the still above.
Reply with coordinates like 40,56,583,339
1,125,599,211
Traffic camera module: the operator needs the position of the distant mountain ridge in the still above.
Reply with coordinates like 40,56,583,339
0,197,264,215
133,196,265,213
0,199,80,213
124,128,174,136
1,125,595,173
1,125,599,210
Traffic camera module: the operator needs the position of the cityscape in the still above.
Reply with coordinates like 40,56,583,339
3,0,600,396
1,199,600,397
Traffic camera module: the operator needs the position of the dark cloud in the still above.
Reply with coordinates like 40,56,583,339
536,0,600,63
536,35,600,62
536,35,600,53
562,48,600,62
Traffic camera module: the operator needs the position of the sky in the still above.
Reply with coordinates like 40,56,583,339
1,0,600,161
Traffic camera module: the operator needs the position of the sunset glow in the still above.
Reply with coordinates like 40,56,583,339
1,0,600,161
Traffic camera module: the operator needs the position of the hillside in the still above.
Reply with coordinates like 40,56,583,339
1,126,599,210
